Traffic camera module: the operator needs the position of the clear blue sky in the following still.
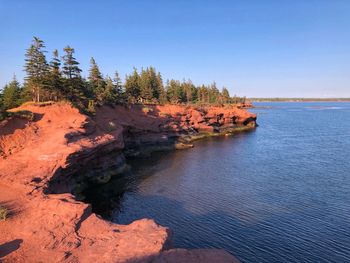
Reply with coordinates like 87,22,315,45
0,0,349,97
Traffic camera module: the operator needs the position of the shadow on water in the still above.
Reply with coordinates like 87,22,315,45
82,148,178,218
82,102,350,263
82,132,255,219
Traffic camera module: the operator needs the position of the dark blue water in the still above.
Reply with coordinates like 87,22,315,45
105,102,350,262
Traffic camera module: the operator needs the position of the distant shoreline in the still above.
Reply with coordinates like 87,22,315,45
250,98,350,102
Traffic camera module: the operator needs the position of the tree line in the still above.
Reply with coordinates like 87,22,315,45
0,37,247,116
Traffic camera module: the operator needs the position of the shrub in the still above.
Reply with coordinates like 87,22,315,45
21,101,54,107
0,206,8,220
0,111,10,121
1,110,34,121
12,110,34,121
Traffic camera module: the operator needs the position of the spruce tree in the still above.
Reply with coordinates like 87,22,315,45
157,72,167,104
124,68,141,103
24,36,49,102
166,79,184,104
88,57,106,103
139,68,153,103
2,75,22,109
182,79,194,104
62,46,82,79
49,49,63,100
62,46,84,100
88,57,103,87
222,87,230,104
198,85,209,104
114,71,125,103
149,67,160,101
209,82,220,104
103,76,115,103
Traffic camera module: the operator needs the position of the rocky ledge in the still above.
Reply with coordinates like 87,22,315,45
0,102,256,262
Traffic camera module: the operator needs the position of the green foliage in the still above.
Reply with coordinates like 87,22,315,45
139,67,163,103
250,97,350,102
88,57,106,104
125,68,141,103
222,87,230,103
88,57,103,84
8,110,35,121
2,76,22,109
24,36,50,102
61,45,86,102
166,79,184,103
48,49,64,100
113,71,125,103
62,46,82,79
1,36,249,117
0,110,9,121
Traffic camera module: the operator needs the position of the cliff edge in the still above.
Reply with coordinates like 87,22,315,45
0,102,256,263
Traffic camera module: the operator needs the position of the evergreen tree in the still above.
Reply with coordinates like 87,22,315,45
191,85,198,103
0,91,3,113
113,71,125,103
48,49,63,100
149,67,160,100
182,79,195,104
88,57,103,85
209,82,220,104
2,76,22,109
166,79,184,104
62,46,84,100
24,36,49,102
139,67,154,102
198,85,209,104
221,87,230,104
88,57,106,103
157,72,167,104
138,67,163,103
62,46,82,79
124,68,141,103
103,76,115,103
111,71,124,103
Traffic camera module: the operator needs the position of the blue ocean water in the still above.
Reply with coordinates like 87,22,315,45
107,102,350,262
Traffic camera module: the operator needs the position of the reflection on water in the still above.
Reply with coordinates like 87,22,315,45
87,102,350,263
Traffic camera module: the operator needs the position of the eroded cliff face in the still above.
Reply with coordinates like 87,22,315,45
0,102,254,263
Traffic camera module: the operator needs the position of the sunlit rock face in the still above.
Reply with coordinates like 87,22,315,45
0,102,251,262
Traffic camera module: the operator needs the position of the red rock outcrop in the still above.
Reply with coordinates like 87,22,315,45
0,102,256,262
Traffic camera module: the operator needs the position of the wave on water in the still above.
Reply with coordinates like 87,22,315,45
305,106,343,110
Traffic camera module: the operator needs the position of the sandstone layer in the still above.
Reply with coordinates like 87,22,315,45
0,102,256,262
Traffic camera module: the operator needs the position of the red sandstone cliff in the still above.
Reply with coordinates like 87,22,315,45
0,102,256,262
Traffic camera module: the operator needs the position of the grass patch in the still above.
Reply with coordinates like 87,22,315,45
21,101,55,107
5,110,34,121
0,109,35,121
0,206,8,220
12,110,34,121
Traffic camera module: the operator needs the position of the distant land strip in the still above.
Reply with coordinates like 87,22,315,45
250,98,350,102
